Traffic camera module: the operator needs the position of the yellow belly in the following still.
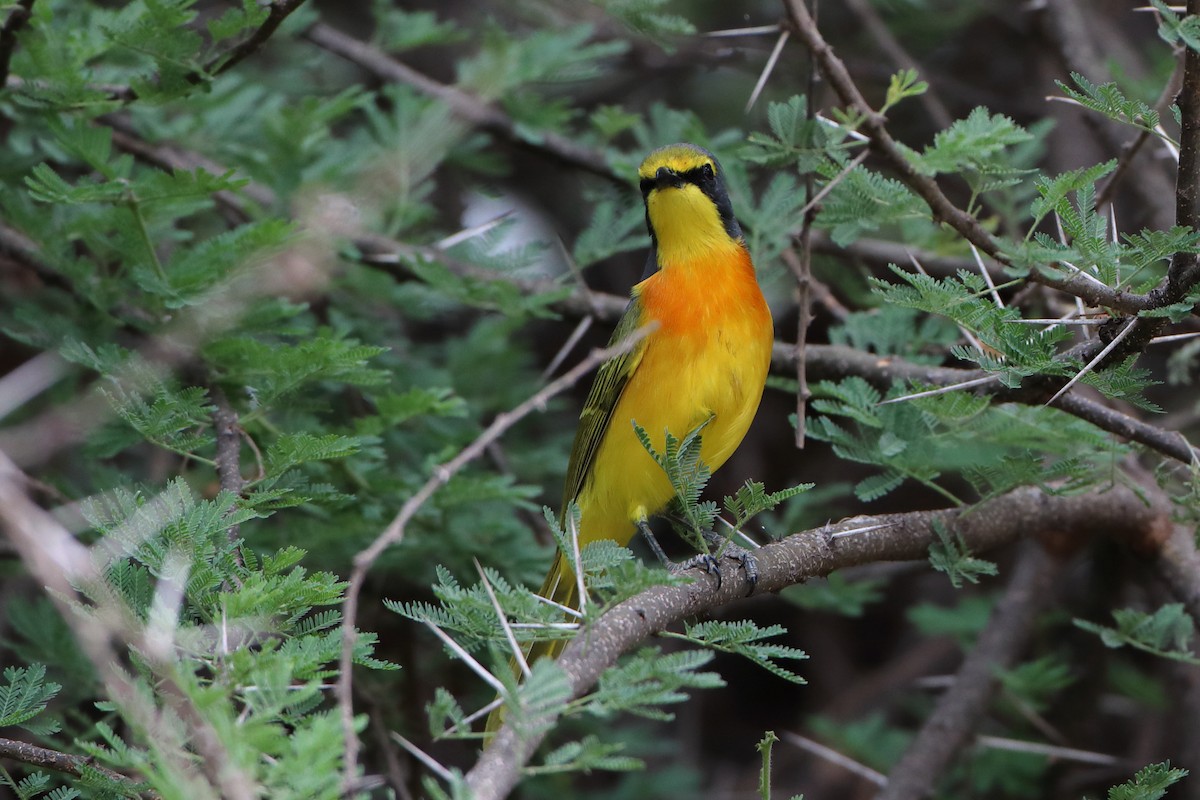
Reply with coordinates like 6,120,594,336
574,293,772,548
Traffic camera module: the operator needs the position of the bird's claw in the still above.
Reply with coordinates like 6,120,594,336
672,546,758,596
672,552,723,589
731,548,759,595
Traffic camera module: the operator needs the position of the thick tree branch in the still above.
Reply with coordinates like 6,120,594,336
877,544,1062,800
1176,0,1200,235
467,483,1169,800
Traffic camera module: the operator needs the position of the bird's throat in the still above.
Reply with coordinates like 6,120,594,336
647,184,742,269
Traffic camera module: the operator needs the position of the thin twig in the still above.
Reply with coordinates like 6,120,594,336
336,325,655,794
541,316,593,380
974,735,1121,766
105,117,276,220
969,243,1004,308
475,559,530,679
789,2,818,450
809,232,981,279
876,375,1000,406
745,29,790,112
790,341,1200,465
0,352,66,422
1045,318,1136,406
781,730,887,787
794,147,870,221
706,24,781,37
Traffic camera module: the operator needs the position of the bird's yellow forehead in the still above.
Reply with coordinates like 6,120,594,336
637,144,717,180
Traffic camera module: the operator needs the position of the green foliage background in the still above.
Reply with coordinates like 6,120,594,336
0,1,1198,799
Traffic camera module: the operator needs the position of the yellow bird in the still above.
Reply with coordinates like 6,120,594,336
531,142,773,656
486,145,772,740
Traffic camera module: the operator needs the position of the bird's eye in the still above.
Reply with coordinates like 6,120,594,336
700,163,714,179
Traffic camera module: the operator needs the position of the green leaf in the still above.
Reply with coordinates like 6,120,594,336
265,433,363,474
371,3,464,51
206,0,270,42
1075,604,1200,664
532,735,643,774
597,0,696,47
1028,159,1117,232
633,417,716,548
928,518,998,588
883,68,929,113
573,186,645,267
592,647,723,720
742,95,835,170
665,620,808,684
1057,72,1166,141
723,480,812,531
1108,761,1189,800
0,664,62,733
914,107,1032,176
1152,0,1200,50
816,160,926,246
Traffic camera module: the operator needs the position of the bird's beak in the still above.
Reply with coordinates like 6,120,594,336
650,166,684,191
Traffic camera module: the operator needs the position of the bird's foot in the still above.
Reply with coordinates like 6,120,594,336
671,541,758,596
670,552,722,585
701,528,758,595
636,520,758,595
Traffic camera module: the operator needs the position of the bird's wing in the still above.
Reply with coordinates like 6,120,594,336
560,294,649,514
